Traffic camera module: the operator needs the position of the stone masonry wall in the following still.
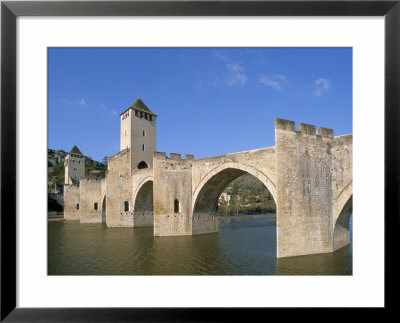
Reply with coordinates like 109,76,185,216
275,118,335,258
80,178,105,223
192,213,219,235
63,184,80,220
153,152,193,236
131,112,156,170
332,135,353,223
106,149,134,227
331,135,353,251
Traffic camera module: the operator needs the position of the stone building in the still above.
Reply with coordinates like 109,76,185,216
63,97,353,258
63,98,156,225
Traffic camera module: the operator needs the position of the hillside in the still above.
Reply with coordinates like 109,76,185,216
48,148,106,192
218,173,276,215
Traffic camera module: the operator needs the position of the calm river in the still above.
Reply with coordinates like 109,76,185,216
48,214,352,275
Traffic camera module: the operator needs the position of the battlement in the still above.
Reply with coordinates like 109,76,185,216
275,118,295,131
298,123,316,135
318,127,334,138
275,118,334,138
154,152,195,160
170,153,181,160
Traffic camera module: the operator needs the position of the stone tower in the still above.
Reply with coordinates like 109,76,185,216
120,97,157,170
64,145,85,185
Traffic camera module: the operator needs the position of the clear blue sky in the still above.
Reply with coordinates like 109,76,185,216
48,48,352,162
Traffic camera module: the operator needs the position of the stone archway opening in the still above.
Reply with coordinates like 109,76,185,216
133,180,154,226
192,168,276,235
333,195,353,251
137,161,149,169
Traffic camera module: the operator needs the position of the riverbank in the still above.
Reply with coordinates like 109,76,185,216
48,211,64,221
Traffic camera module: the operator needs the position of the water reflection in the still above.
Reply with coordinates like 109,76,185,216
48,214,351,275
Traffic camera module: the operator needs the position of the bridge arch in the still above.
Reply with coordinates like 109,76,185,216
101,192,106,224
333,181,353,225
333,181,353,251
192,162,276,214
132,176,154,226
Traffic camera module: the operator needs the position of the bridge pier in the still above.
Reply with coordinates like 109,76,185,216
275,119,335,257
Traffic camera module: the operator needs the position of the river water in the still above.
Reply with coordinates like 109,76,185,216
48,214,352,275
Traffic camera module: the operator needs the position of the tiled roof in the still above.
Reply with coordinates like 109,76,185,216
121,98,157,116
69,145,83,155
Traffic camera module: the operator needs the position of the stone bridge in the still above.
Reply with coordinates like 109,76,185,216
66,118,352,258
148,119,352,258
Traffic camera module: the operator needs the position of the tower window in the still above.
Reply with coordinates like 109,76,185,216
174,199,179,213
124,201,129,212
149,115,152,121
143,130,145,136
76,203,79,210
142,144,145,151
94,203,98,210
140,112,143,118
145,113,148,120
135,110,138,117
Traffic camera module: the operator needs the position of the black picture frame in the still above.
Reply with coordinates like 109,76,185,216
1,0,399,321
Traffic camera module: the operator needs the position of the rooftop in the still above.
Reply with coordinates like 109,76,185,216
69,145,83,155
121,98,157,116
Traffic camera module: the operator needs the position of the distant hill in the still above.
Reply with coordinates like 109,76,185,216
218,173,276,215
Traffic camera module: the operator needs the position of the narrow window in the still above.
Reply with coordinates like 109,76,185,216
94,203,98,210
143,130,145,136
140,112,143,118
124,201,129,212
174,199,179,213
149,115,152,121
142,144,145,151
145,113,148,120
76,203,79,210
135,110,138,117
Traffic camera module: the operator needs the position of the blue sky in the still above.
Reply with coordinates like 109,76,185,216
48,48,352,162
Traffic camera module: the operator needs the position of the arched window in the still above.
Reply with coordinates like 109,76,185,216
76,203,79,210
124,201,129,212
94,202,98,210
138,161,148,169
174,199,179,213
